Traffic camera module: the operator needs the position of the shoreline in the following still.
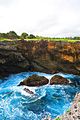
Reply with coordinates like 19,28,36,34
54,93,80,120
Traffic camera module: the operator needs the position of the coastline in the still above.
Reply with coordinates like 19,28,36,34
54,93,80,120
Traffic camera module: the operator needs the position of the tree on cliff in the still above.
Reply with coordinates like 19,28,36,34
28,34,36,39
7,31,19,39
73,37,80,40
20,32,28,39
0,33,8,38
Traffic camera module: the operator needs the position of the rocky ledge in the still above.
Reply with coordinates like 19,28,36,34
54,93,80,120
0,40,80,77
42,93,80,120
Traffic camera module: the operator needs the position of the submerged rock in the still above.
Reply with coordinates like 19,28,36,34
18,74,49,86
50,75,69,85
23,88,34,94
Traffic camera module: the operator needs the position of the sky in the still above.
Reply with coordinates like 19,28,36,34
0,0,80,37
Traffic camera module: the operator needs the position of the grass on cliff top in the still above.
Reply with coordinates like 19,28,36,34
0,38,12,41
26,38,80,42
0,38,80,42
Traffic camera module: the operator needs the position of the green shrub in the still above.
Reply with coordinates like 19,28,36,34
66,108,71,113
55,117,61,120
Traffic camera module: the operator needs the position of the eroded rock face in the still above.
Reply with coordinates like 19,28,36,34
0,40,80,77
50,75,69,85
18,74,49,86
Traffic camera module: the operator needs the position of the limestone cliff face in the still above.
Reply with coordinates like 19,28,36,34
0,40,80,77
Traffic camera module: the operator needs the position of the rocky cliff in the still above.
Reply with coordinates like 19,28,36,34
0,40,80,77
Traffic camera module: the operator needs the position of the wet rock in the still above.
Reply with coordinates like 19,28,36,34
18,74,49,86
23,88,34,94
50,75,69,85
54,93,80,120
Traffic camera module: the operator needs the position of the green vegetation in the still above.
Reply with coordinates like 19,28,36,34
21,32,28,39
28,34,36,39
0,31,19,40
0,31,36,41
7,31,19,39
66,108,71,113
0,31,80,42
55,117,61,120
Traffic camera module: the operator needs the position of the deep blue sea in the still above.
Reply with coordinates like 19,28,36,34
0,72,80,120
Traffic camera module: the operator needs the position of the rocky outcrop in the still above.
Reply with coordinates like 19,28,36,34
0,40,80,77
18,74,49,86
54,93,80,120
50,75,69,85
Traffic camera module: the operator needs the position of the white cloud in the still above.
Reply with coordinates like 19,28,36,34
0,0,80,37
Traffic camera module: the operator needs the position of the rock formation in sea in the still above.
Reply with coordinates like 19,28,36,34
50,75,69,85
18,74,49,86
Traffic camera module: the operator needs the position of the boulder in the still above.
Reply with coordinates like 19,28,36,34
18,74,49,86
50,75,69,85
